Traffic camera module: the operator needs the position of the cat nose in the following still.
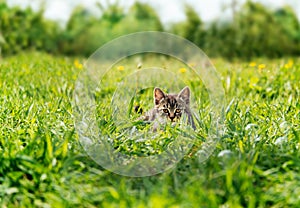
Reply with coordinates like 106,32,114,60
170,115,175,121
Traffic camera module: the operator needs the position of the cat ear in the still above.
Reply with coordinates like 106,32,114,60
178,86,190,104
154,87,166,105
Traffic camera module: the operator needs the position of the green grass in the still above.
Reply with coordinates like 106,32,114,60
0,52,299,207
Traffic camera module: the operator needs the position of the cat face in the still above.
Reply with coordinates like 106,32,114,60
154,86,190,122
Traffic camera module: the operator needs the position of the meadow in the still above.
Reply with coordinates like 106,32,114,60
0,52,299,207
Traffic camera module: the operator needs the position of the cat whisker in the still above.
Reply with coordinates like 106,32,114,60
139,86,195,130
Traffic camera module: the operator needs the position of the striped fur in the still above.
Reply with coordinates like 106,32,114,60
143,86,195,130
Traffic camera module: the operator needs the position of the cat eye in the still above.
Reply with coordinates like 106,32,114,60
175,109,181,113
163,109,169,113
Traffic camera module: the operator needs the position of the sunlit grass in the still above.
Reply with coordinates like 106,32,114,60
0,52,299,207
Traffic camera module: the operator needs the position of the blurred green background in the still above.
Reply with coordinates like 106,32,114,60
1,0,300,59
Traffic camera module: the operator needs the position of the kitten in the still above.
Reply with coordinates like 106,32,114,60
141,86,196,130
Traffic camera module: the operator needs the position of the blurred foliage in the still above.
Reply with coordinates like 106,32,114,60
175,1,300,59
171,5,205,48
59,2,163,56
0,1,300,58
0,2,61,55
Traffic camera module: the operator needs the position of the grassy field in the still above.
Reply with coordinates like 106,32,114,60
0,52,299,207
